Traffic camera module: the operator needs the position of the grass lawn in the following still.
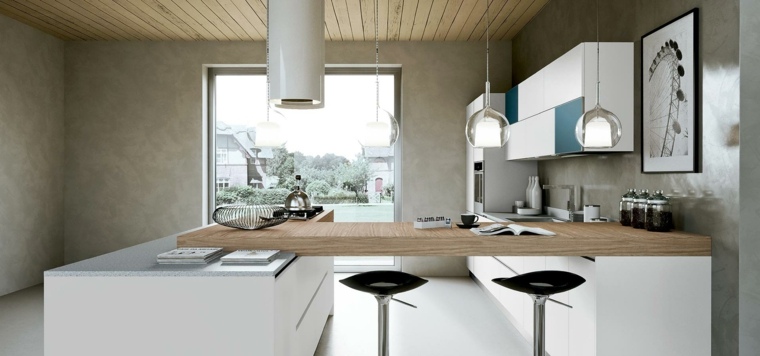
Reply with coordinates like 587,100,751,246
321,203,394,222
321,203,396,267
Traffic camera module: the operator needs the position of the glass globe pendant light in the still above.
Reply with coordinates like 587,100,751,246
575,0,622,148
255,10,287,148
466,0,510,148
360,0,399,148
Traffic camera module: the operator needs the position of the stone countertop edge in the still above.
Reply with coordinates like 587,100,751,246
44,225,296,277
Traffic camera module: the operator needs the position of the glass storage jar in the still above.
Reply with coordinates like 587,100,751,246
646,190,672,232
631,189,649,229
619,188,635,226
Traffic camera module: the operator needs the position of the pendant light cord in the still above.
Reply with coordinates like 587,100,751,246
596,0,600,105
485,0,491,107
375,0,380,122
266,0,271,123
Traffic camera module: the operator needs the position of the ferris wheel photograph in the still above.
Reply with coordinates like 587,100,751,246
641,8,699,173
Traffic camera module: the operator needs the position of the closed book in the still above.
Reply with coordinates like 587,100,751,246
157,248,224,264
221,250,280,263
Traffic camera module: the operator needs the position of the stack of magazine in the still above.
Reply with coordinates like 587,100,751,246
157,247,224,264
221,250,281,265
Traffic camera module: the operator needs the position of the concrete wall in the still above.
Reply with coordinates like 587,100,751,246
0,15,64,296
63,41,511,276
739,0,760,353
513,0,739,354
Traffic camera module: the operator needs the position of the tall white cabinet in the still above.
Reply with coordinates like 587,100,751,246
465,94,537,213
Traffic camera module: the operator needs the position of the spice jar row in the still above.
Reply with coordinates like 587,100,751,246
619,189,672,232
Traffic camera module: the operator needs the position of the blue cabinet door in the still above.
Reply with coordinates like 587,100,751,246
554,97,584,154
505,86,519,125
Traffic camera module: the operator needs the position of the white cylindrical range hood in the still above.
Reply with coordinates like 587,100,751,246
268,0,324,109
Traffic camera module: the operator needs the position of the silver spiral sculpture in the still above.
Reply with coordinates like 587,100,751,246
212,205,288,230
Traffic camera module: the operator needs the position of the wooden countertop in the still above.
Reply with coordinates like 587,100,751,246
177,210,711,257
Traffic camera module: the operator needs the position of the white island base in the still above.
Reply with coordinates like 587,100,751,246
44,236,333,356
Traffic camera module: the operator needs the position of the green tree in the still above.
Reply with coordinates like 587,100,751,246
337,156,375,198
268,147,294,189
305,180,331,197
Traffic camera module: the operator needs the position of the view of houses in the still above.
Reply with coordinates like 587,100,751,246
215,121,394,207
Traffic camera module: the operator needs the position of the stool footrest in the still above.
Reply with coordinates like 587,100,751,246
391,298,417,308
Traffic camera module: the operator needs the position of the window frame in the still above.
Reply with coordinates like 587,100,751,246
206,66,403,271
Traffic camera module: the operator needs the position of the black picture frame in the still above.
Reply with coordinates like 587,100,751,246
641,8,699,173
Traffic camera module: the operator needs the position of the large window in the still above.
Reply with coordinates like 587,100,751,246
209,67,401,271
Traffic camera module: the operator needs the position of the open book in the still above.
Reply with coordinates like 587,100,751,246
470,223,555,236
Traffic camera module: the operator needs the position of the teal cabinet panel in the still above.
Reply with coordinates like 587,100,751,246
554,97,584,154
506,86,519,124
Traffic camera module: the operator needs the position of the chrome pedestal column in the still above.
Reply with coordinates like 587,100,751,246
531,295,549,356
375,295,392,356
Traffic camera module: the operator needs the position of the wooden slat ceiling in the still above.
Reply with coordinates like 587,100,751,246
0,0,548,41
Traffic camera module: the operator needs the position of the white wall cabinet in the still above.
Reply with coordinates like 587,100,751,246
506,42,633,161
507,109,557,160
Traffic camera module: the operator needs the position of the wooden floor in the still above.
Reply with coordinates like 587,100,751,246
0,275,530,356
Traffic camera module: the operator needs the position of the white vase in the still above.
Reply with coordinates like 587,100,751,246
526,176,534,208
531,176,542,209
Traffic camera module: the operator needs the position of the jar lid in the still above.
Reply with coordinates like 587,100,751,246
647,190,668,204
634,190,650,202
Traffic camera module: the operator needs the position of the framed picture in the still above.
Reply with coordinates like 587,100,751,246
641,8,699,173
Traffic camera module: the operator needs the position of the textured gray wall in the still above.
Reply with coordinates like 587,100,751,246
513,0,739,354
739,0,760,353
63,41,511,276
0,15,64,296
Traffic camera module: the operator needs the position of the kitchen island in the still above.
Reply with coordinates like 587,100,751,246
46,211,711,356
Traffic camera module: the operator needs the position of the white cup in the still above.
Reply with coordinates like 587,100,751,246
584,205,600,222
515,201,525,208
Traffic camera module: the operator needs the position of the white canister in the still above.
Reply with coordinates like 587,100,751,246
583,205,600,222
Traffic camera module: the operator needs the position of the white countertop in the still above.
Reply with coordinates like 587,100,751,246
45,227,296,277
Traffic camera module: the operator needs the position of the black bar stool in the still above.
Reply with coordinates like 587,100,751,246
340,271,428,356
492,271,585,356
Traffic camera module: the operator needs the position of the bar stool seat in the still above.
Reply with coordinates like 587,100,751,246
493,270,585,356
340,270,428,296
492,270,586,296
340,271,428,356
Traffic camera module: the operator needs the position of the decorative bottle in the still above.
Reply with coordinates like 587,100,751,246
531,176,542,209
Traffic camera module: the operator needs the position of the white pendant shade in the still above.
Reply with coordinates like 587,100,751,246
473,119,502,147
254,110,287,147
363,122,391,147
268,0,324,109
361,107,399,148
466,106,510,148
575,104,622,149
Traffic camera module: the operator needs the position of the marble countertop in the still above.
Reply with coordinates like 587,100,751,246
45,227,296,277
